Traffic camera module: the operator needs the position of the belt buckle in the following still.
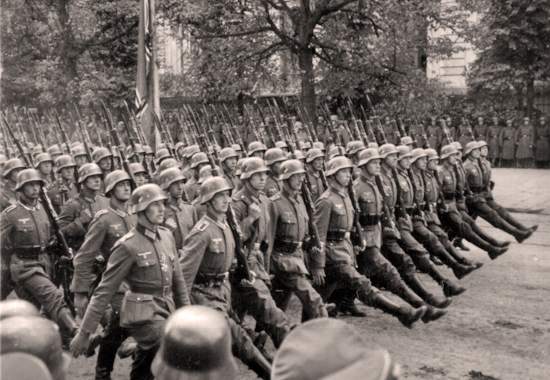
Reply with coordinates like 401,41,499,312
253,242,261,250
344,232,351,239
162,285,170,296
296,242,302,249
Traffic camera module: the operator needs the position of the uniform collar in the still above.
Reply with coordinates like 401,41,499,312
19,198,40,211
241,185,261,204
136,222,160,240
380,165,393,177
282,187,299,205
79,191,97,203
360,173,376,186
329,185,347,198
205,210,228,229
307,167,320,178
109,201,130,217
167,197,183,210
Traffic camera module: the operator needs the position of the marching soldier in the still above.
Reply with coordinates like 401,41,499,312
219,147,240,189
161,167,197,254
34,152,55,186
46,155,78,215
0,169,80,342
130,162,148,188
534,116,550,169
305,148,326,202
151,158,179,186
499,119,516,167
264,148,286,198
267,160,330,320
58,163,109,252
71,170,137,380
248,141,267,159
70,184,190,380
313,156,427,327
183,152,209,202
1,158,25,211
72,145,89,169
91,148,113,195
514,116,535,168
179,177,272,379
231,157,291,348
486,116,502,167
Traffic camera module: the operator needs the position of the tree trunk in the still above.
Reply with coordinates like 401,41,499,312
298,47,316,129
525,76,535,119
515,85,524,116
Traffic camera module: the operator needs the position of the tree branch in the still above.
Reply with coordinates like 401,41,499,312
194,27,272,39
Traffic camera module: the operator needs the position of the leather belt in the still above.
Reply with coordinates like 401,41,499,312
273,240,302,253
194,272,229,287
470,186,484,193
326,230,350,242
131,285,172,297
12,246,45,259
359,214,381,226
443,193,455,200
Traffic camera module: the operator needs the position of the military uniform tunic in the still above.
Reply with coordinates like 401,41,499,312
182,177,200,202
486,124,502,159
163,199,197,252
474,123,487,142
457,125,473,149
306,167,325,202
426,124,442,150
499,126,516,160
0,181,18,212
535,125,550,161
265,172,282,198
46,179,78,215
515,124,534,159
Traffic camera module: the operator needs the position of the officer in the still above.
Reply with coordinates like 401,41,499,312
1,158,26,211
1,315,72,380
92,147,113,194
305,148,326,202
514,116,534,168
0,169,79,342
271,318,401,380
219,147,240,189
499,119,516,168
161,167,198,254
474,116,487,142
179,177,272,380
231,157,291,348
70,184,190,380
267,160,330,320
130,162,149,187
183,152,210,201
34,153,55,186
151,305,238,380
313,156,427,328
534,116,550,168
46,155,78,215
58,163,109,252
437,144,509,260
248,141,267,159
486,116,502,167
71,170,137,380
463,142,533,244
406,148,478,279
264,148,286,198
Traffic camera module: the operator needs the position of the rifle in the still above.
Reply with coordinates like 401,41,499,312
53,110,73,156
266,100,285,142
72,104,94,161
243,104,261,142
100,101,137,191
187,108,253,283
254,103,276,146
346,97,368,145
153,110,176,157
12,108,30,147
2,114,76,317
223,104,248,156
25,108,46,152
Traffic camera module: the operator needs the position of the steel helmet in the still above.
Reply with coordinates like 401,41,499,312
327,145,343,160
1,316,71,380
240,157,269,180
130,162,147,176
157,158,180,174
1,352,54,380
143,145,153,155
72,145,88,158
70,141,82,149
235,158,245,176
33,153,53,168
156,143,167,151
77,163,103,184
185,145,200,159
298,140,311,151
396,145,412,161
151,305,238,380
346,140,366,156
17,146,30,159
32,146,44,157
27,142,36,151
379,144,398,159
55,155,76,172
219,147,238,163
15,169,45,191
464,141,479,156
247,141,267,155
199,176,232,204
104,170,132,195
155,148,172,164
477,140,488,149
401,136,414,145
132,184,168,213
425,149,439,161
0,300,39,320
357,148,381,167
190,152,209,169
47,145,62,156
160,167,186,190
198,165,216,184
313,141,325,151
265,148,287,166
3,158,26,179
440,144,459,160
368,142,379,149
275,141,288,150
451,141,463,151
294,150,306,161
92,147,113,164
306,148,325,163
279,159,306,180
326,156,354,177
231,144,242,152
174,142,186,154
410,148,428,163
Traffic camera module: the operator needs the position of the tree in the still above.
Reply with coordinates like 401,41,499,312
467,0,550,118
160,0,470,119
1,0,139,108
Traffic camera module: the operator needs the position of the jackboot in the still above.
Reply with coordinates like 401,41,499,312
432,245,478,279
514,228,534,244
453,238,470,251
456,255,484,269
404,272,452,309
339,294,368,317
442,279,467,297
421,306,448,324
445,241,484,269
396,285,448,323
247,349,272,380
471,223,510,247
372,293,427,329
488,246,509,260
56,308,80,349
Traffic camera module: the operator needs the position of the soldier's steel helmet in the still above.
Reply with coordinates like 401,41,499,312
247,141,267,155
15,169,45,191
198,165,218,184
294,150,306,161
77,163,103,184
357,148,381,167
401,136,414,145
325,156,354,177
0,300,39,320
346,141,366,156
464,141,480,156
265,148,287,166
378,144,398,159
272,318,400,380
275,141,288,150
47,145,62,156
425,149,439,161
155,148,172,165
1,316,71,380
477,140,488,149
440,145,459,160
200,177,232,205
240,157,269,180
151,305,238,380
104,170,132,195
157,158,180,174
219,147,239,163
34,153,53,168
185,145,200,159
327,145,343,160
190,152,209,169
305,148,324,163
368,142,379,149
132,184,168,213
396,145,412,161
410,148,428,163
313,141,325,151
279,159,306,180
130,162,147,176
3,158,26,179
160,167,186,190
91,147,112,163
451,141,463,151
55,155,76,173
1,352,54,380
71,145,87,158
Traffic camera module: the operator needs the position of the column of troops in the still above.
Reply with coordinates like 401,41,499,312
0,105,539,380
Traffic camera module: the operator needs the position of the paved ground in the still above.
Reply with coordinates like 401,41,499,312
67,168,550,380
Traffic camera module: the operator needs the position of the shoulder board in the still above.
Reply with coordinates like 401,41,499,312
196,220,210,232
318,190,332,201
4,204,17,214
94,209,109,219
113,231,134,249
45,182,56,191
158,225,169,232
270,194,282,202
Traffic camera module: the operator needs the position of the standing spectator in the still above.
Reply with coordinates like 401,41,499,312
474,116,488,142
486,116,502,167
426,116,442,150
499,119,516,167
534,116,550,169
514,116,535,168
